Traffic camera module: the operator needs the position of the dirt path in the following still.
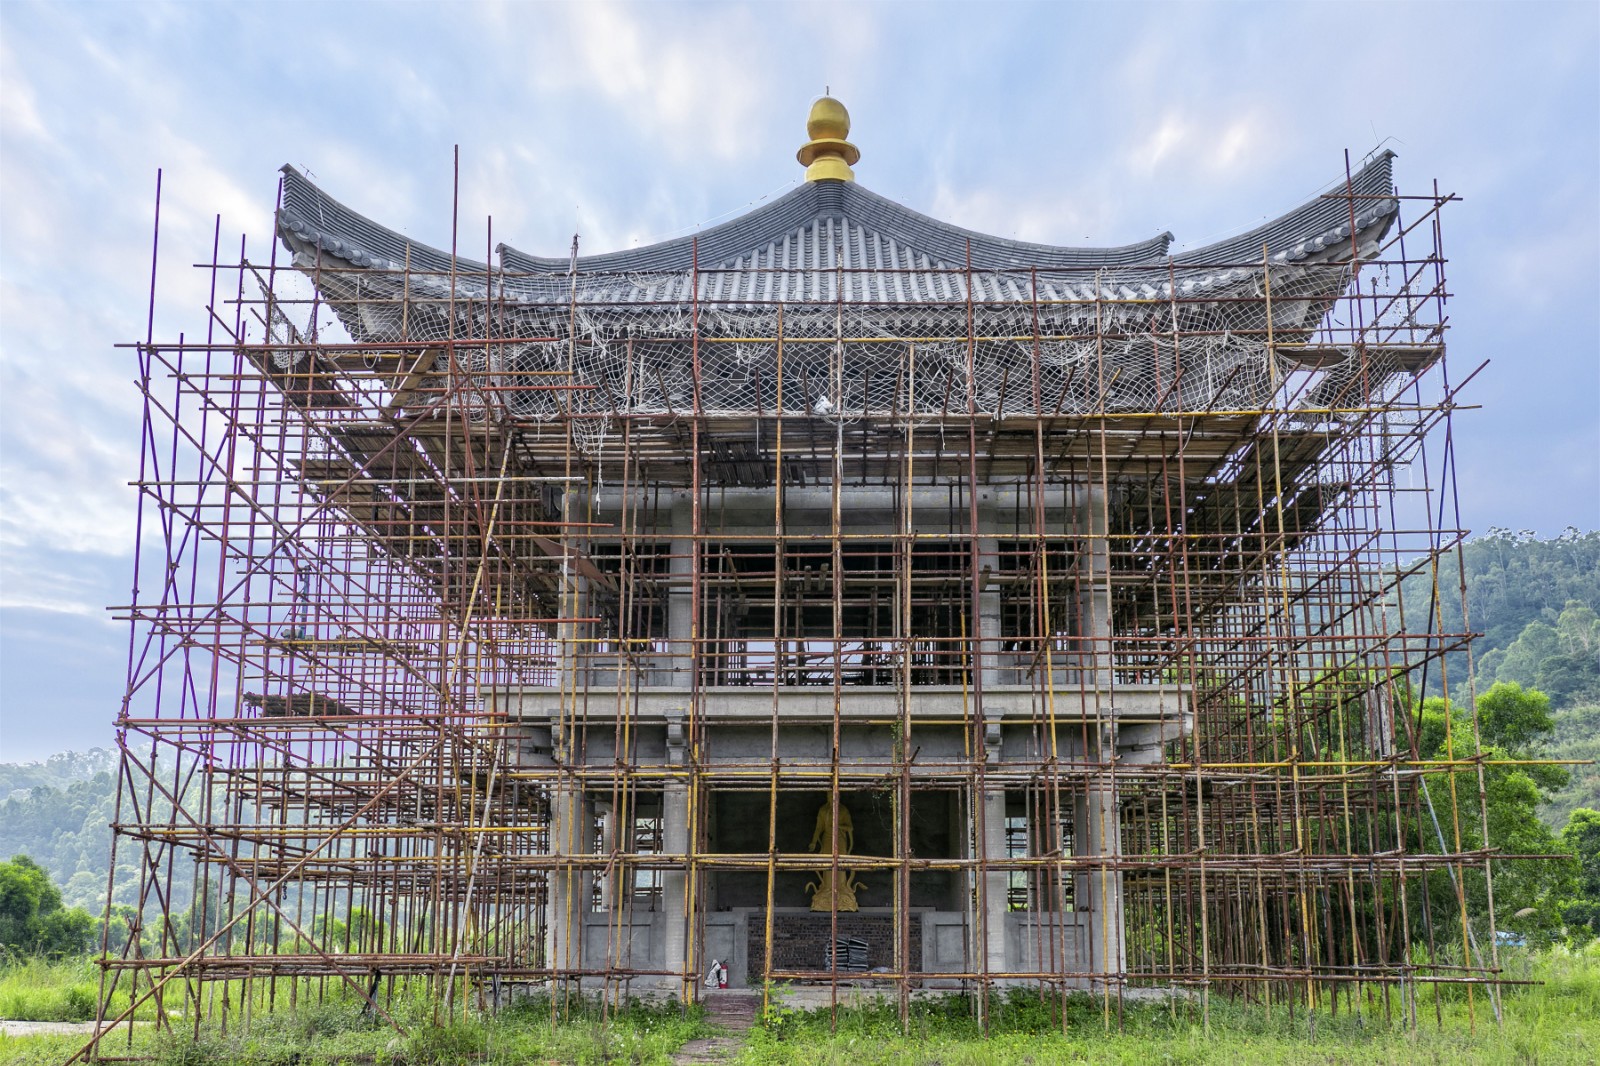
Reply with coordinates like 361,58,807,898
0,1020,101,1037
674,990,760,1064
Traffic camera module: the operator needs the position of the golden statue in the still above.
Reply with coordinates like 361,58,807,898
808,801,854,854
805,800,864,912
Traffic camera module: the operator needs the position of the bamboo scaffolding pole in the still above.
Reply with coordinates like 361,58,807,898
83,168,1538,1065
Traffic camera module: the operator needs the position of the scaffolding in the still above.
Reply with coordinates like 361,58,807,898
86,145,1514,1058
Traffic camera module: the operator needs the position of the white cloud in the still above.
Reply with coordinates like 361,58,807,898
1127,108,1272,180
0,0,1595,758
0,37,49,145
925,181,1119,249
487,1,778,164
1133,113,1190,174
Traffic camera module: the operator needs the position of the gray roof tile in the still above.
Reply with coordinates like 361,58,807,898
275,152,1398,308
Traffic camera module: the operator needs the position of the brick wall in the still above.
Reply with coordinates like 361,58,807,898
747,911,923,976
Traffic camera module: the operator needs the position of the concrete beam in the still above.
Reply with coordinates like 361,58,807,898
494,684,1187,725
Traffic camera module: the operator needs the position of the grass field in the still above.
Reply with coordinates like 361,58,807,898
2,947,1595,1065
0,958,101,1023
743,947,1600,1066
0,986,711,1066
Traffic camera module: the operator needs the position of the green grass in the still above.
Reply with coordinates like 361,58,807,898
738,946,1600,1065
3,949,1596,1065
0,980,712,1065
125,1005,706,1065
0,957,101,1022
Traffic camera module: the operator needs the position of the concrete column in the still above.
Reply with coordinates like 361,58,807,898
660,783,692,996
979,787,1010,978
948,790,971,915
557,489,590,691
977,587,1003,688
1078,488,1112,688
575,575,593,688
1071,789,1090,923
978,594,1004,683
1083,773,1125,983
974,506,1006,684
546,787,593,981
1371,684,1397,759
667,492,694,687
596,801,616,914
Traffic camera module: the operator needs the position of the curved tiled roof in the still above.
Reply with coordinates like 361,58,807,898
1173,151,1396,266
500,180,1173,274
278,166,480,276
275,151,1398,292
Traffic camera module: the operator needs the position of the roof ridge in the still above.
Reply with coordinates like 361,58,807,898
494,179,1173,274
276,155,1395,283
277,164,487,276
1171,151,1399,266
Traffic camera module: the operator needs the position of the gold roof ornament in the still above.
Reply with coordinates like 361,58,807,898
796,94,860,182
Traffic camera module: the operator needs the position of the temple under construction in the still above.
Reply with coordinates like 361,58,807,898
93,96,1504,1049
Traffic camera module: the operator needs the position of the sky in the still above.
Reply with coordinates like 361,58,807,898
0,0,1596,762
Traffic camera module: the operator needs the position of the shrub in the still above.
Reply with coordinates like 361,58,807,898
403,1020,486,1063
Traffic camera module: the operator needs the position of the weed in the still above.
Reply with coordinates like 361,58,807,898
403,1020,487,1063
12,951,1593,1066
0,958,104,1021
153,1030,225,1066
734,946,1600,1065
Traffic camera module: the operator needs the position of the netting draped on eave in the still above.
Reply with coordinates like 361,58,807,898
286,258,1434,450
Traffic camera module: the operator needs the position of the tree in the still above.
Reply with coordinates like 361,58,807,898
1402,687,1577,946
1,757,223,918
1394,528,1600,700
309,905,387,952
0,769,120,913
0,855,96,958
1484,604,1600,708
1544,703,1600,829
101,903,151,957
1562,809,1600,941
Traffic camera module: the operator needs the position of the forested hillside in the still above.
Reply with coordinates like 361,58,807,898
0,759,193,916
0,773,116,913
1485,599,1600,827
1394,527,1600,697
0,750,120,912
1390,528,1599,826
0,748,116,803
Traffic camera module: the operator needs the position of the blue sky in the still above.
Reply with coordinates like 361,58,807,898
0,1,1596,761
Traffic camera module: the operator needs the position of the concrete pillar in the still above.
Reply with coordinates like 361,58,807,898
977,587,1003,688
660,783,692,996
557,488,591,691
948,790,971,915
974,505,1006,684
546,787,593,981
1371,684,1397,759
596,801,617,914
979,787,1010,978
1078,488,1112,688
1083,756,1125,982
659,491,693,687
667,568,693,687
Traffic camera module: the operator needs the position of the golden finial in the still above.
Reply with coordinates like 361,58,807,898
797,94,860,182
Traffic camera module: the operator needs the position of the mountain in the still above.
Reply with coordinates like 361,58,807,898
0,766,118,912
0,747,118,803
1395,528,1600,827
1393,527,1600,699
0,752,196,916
